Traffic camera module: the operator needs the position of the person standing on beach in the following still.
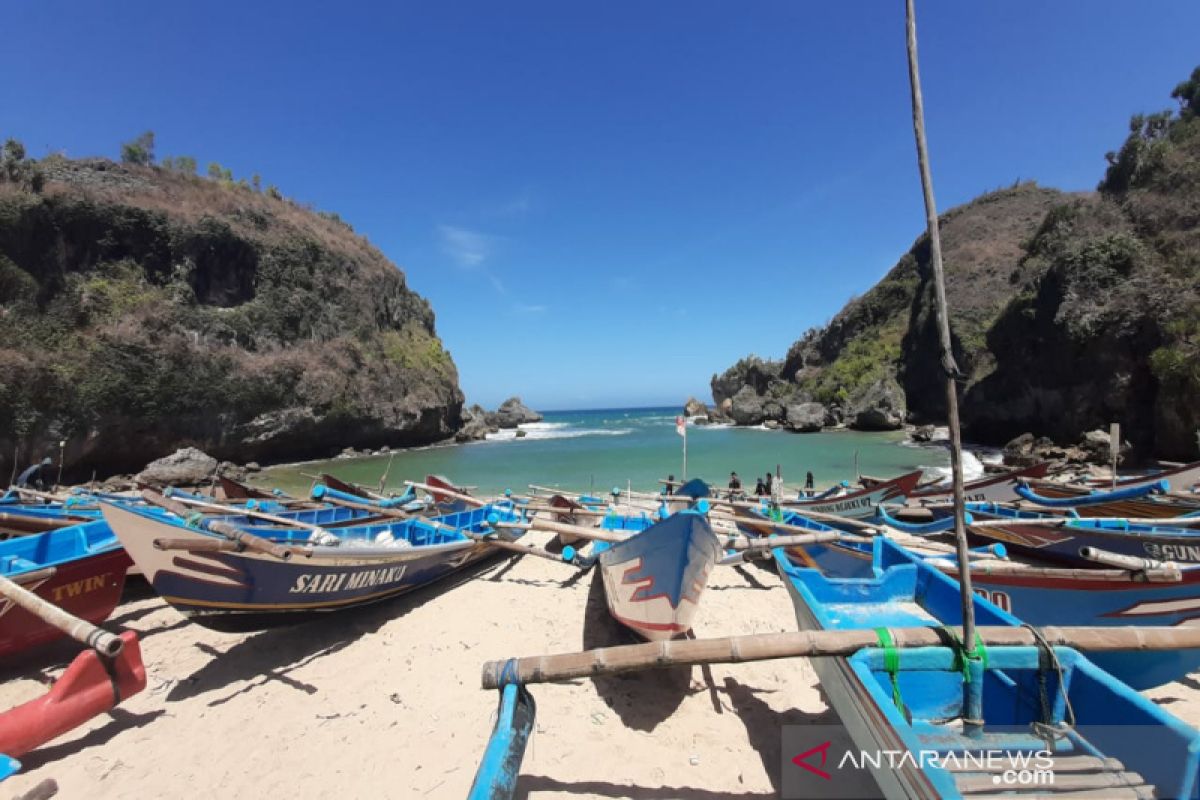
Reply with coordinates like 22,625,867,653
805,471,815,490
754,477,766,497
15,457,53,490
664,474,675,496
728,471,742,499
764,472,774,495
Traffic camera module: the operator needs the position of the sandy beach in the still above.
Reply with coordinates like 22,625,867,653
4,546,1200,799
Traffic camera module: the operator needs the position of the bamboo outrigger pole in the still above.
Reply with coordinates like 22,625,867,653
481,624,1200,690
904,0,978,664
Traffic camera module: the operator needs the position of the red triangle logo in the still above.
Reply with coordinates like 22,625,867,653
791,740,832,780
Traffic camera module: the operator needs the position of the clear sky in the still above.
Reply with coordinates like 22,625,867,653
4,2,1198,410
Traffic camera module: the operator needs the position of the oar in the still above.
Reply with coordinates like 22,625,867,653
0,573,123,657
489,518,627,544
141,491,308,560
480,624,1200,689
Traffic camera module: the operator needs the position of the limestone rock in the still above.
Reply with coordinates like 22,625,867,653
729,386,766,426
910,425,936,443
683,397,708,418
455,404,493,443
785,402,828,433
486,397,543,429
137,447,218,486
847,375,906,431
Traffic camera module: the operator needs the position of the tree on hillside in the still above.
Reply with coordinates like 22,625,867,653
1173,66,1200,119
162,155,197,175
1,137,45,192
120,131,156,165
206,162,233,182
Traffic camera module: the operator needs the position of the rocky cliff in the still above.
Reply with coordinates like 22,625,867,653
713,66,1200,460
0,155,464,478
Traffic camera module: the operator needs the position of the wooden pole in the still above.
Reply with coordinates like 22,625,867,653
405,480,485,508
481,624,1200,689
320,490,578,567
904,0,977,656
141,491,307,560
0,573,123,657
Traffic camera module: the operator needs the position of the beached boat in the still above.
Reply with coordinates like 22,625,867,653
935,502,1200,567
592,507,721,640
771,518,1200,689
98,499,524,631
907,462,1052,504
1079,459,1200,495
217,474,276,500
0,521,132,657
776,537,1200,799
1018,479,1200,521
780,470,922,519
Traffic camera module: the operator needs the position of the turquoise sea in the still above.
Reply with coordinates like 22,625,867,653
258,407,986,498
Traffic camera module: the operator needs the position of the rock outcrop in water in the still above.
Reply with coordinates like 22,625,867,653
0,155,464,478
712,67,1200,460
485,397,543,429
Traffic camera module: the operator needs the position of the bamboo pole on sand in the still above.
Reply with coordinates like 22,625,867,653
481,624,1200,689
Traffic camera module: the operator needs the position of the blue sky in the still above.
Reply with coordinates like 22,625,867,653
4,2,1198,410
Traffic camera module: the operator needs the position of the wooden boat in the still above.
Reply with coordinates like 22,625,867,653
908,462,1052,504
0,522,132,657
0,631,146,762
1020,479,1200,522
772,519,1200,689
780,470,922,519
98,499,523,631
1082,459,1200,494
937,502,1200,567
217,474,275,500
776,536,1200,799
592,508,721,640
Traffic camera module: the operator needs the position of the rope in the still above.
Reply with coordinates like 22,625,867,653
939,626,989,682
874,628,907,718
1023,624,1077,745
185,512,205,529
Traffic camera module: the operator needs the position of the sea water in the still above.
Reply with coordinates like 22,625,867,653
259,406,982,497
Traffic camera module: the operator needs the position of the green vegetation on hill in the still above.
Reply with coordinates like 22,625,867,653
0,148,464,477
714,66,1200,459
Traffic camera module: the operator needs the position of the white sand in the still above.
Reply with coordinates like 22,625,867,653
2,550,1199,798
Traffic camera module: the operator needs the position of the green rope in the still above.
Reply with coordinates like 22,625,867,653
874,627,907,716
939,626,989,682
185,512,205,529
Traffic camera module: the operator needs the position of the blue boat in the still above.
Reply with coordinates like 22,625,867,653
592,507,721,641
777,537,1200,799
773,509,1200,688
1014,478,1170,508
954,502,1200,567
98,499,524,631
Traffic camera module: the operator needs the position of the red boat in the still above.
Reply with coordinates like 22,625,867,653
0,631,146,759
0,522,132,658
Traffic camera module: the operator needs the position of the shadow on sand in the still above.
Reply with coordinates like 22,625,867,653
580,570,692,732
165,555,506,706
17,708,168,772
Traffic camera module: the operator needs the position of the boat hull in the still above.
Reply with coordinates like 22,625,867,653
597,511,720,641
911,462,1052,504
781,470,922,519
100,502,505,630
0,547,131,657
